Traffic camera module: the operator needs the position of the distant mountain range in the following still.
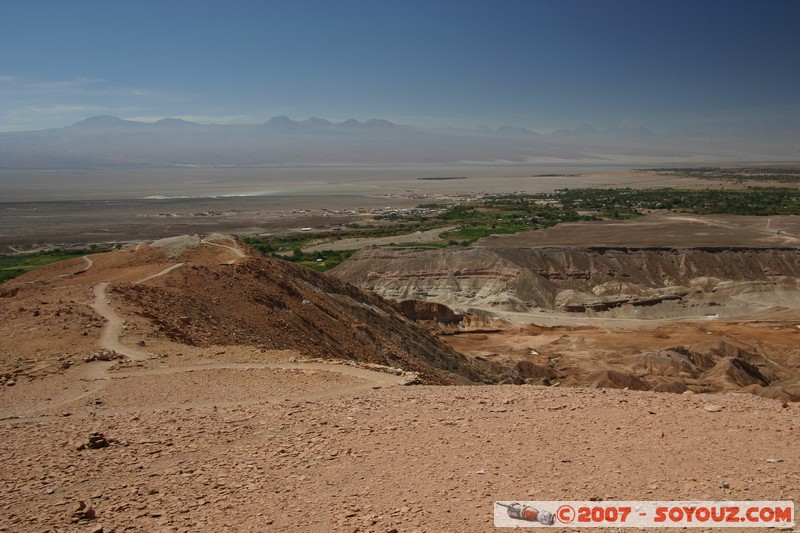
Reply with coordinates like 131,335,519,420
0,115,796,169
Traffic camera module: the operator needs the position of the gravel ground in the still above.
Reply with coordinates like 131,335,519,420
1,376,798,532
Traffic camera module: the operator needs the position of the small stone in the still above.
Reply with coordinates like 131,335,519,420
5,379,15,387
475,469,485,474
87,433,109,449
719,480,730,489
72,500,96,520
766,458,784,463
703,404,723,412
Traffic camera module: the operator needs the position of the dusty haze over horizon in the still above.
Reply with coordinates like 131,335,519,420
2,1,799,137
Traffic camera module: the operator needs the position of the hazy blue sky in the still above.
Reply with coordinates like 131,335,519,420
2,0,799,133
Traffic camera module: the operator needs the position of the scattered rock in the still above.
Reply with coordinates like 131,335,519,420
703,404,724,412
85,350,120,362
719,480,730,489
72,500,96,521
75,431,117,451
87,432,110,449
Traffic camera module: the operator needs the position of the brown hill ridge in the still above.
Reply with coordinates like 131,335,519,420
332,245,800,401
0,235,494,385
331,246,800,316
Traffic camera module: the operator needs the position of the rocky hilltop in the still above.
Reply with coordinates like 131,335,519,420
0,235,494,385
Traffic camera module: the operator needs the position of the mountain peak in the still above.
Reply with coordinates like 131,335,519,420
154,117,198,127
337,118,363,128
70,115,140,128
363,118,399,129
301,117,334,128
263,116,300,129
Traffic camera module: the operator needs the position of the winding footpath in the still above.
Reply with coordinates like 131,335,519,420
134,262,184,284
2,243,404,423
200,239,247,264
7,254,94,287
90,282,150,362
78,260,401,400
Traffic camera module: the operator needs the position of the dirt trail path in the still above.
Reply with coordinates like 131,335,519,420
90,282,151,362
37,255,405,421
135,262,184,284
93,257,187,362
3,240,402,423
201,239,247,262
1,361,402,423
7,254,94,287
112,361,401,387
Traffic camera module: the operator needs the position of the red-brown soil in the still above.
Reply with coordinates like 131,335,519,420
1,234,798,532
1,378,798,531
0,236,489,387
